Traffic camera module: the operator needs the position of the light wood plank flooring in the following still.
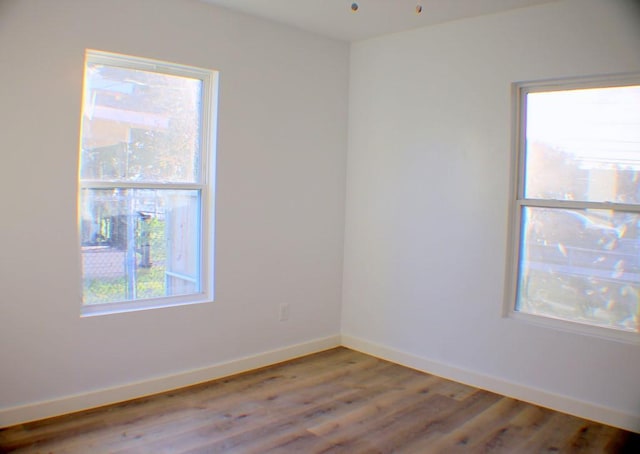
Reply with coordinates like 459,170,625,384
1,347,638,453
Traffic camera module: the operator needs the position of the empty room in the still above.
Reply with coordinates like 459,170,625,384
1,0,639,452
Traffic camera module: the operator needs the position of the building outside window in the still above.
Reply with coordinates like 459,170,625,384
79,50,217,315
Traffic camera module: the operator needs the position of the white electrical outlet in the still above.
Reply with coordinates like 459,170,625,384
279,303,290,321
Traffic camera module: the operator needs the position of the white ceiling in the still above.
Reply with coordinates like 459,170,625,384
200,0,558,42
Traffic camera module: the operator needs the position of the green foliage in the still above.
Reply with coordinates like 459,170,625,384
83,266,167,304
147,218,166,262
83,219,169,304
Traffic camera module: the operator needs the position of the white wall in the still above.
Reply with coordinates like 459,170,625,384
343,0,640,430
0,0,348,423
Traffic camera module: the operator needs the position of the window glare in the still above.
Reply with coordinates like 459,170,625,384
81,63,203,184
517,207,640,332
524,85,640,203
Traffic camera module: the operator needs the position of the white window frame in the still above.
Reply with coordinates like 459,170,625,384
505,73,640,343
78,50,218,316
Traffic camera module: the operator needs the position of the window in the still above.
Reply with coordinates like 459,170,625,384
79,50,217,315
509,75,640,338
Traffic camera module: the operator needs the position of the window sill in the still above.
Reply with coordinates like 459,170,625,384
505,310,640,345
80,295,214,317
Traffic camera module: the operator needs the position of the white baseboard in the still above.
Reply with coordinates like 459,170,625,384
4,333,638,433
341,334,640,434
0,335,341,428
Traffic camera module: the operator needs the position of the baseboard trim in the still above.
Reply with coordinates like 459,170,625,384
341,334,640,433
0,335,341,428
4,334,638,433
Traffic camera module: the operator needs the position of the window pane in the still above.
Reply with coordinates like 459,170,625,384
80,188,201,304
524,85,640,203
517,206,640,332
80,63,202,183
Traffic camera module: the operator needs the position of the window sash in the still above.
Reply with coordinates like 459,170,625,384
82,51,214,188
517,199,640,212
81,181,205,191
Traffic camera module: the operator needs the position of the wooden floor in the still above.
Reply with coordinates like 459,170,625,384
1,347,638,453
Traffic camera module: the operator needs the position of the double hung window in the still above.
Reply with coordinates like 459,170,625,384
510,75,640,338
78,50,217,314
